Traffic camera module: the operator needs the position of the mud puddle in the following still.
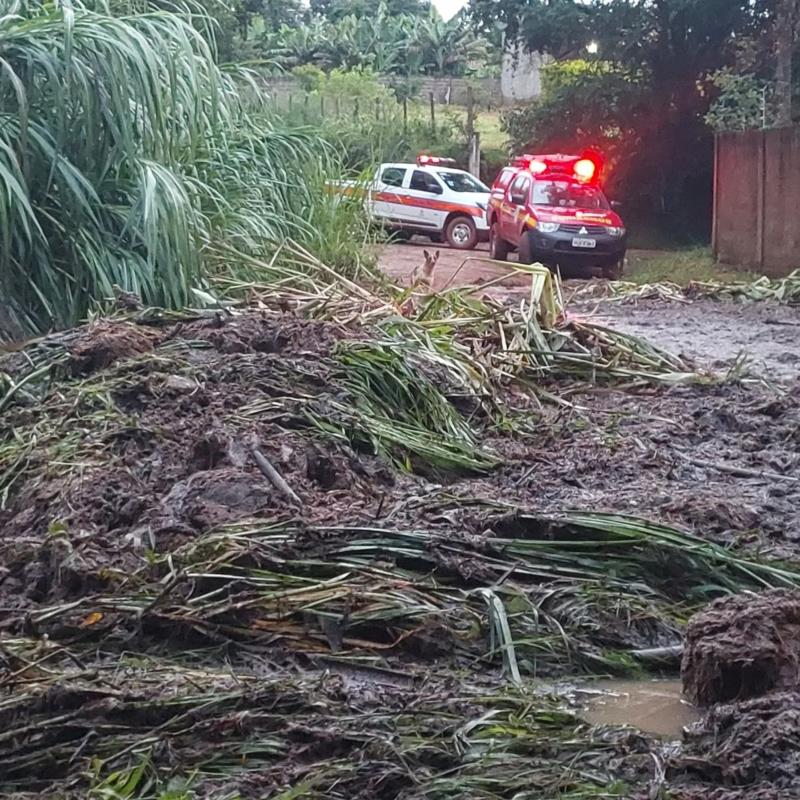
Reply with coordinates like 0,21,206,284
582,679,700,738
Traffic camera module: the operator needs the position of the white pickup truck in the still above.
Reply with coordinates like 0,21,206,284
333,156,491,250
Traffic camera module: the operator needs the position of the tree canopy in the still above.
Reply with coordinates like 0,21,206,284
309,0,432,19
263,3,487,77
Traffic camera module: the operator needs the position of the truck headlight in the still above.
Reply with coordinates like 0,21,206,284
538,222,559,233
607,226,626,238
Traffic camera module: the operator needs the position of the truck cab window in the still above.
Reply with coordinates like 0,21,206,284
410,170,442,194
509,175,530,205
381,167,407,187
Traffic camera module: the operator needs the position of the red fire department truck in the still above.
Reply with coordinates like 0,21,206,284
487,153,627,279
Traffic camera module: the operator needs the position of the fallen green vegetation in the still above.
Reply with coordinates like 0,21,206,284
590,264,800,305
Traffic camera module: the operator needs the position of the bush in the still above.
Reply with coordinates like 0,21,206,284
705,69,777,133
501,59,712,241
0,1,371,338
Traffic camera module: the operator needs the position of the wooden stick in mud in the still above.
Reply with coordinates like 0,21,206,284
678,453,800,483
252,447,303,507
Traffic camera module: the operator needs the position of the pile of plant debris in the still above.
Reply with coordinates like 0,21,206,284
572,268,800,306
2,273,800,798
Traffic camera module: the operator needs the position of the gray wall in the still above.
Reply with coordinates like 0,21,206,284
501,44,548,103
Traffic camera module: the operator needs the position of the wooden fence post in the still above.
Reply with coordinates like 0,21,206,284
468,132,481,179
429,91,436,135
711,134,719,258
756,130,766,273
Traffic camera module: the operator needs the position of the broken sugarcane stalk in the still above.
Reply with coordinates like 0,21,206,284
252,446,303,506
679,453,800,483
631,645,684,662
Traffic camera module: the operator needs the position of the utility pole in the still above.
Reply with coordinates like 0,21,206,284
775,0,800,127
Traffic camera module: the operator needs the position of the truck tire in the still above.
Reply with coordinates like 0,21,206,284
445,216,478,250
518,231,538,265
489,223,509,261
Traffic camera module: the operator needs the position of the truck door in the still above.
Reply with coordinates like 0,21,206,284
371,166,415,226
503,173,531,246
406,169,447,234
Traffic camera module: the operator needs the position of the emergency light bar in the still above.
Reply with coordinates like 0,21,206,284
513,152,602,183
574,158,597,181
417,155,456,166
513,155,547,173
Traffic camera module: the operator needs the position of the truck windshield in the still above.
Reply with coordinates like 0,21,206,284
532,180,609,210
437,171,490,193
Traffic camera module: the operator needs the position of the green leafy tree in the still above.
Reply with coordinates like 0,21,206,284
503,60,647,196
310,0,431,20
774,0,800,125
263,3,486,77
261,0,302,32
409,11,487,76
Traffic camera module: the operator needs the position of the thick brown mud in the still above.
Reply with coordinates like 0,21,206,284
682,590,800,706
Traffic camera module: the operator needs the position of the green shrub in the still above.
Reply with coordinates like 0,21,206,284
0,1,370,338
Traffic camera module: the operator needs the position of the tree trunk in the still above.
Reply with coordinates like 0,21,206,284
776,0,799,127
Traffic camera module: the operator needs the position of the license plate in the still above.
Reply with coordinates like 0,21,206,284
572,237,597,249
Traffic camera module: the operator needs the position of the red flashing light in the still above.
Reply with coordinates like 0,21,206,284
574,158,597,182
417,155,456,166
512,154,547,173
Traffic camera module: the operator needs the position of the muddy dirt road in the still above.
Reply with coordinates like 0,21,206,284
381,242,800,380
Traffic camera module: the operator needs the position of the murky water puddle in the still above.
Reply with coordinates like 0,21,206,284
580,679,701,738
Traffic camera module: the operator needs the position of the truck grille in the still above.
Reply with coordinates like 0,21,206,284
559,223,607,235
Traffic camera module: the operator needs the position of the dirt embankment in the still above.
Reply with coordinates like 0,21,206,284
2,314,799,598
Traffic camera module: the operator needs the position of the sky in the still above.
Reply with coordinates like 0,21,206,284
432,0,467,20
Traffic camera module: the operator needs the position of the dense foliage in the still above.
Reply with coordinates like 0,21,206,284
263,3,487,77
0,0,368,338
267,68,469,171
502,61,646,197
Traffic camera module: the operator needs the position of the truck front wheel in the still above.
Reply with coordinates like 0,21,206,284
518,231,538,265
445,216,478,250
489,224,509,261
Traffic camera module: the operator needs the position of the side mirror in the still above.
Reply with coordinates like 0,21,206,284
510,191,526,205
